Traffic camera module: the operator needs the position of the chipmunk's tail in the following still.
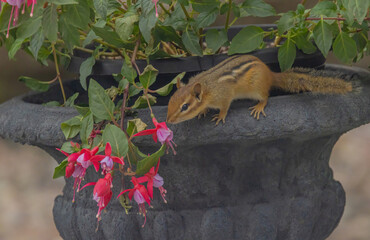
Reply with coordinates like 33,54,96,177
273,68,353,94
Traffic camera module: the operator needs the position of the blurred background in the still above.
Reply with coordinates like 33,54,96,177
0,0,369,239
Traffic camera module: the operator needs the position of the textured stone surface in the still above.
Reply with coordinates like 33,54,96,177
0,65,369,240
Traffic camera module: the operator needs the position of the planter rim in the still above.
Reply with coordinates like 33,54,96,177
0,64,369,148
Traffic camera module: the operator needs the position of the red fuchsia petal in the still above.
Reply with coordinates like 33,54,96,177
152,132,158,143
128,189,135,200
139,185,151,205
116,189,132,199
136,176,149,184
112,156,124,165
155,159,160,174
147,180,154,199
92,161,100,172
94,178,111,197
91,146,99,155
80,182,96,191
105,142,112,156
90,155,106,162
152,117,159,127
68,153,79,163
133,129,157,137
157,122,168,130
65,162,75,178
56,148,70,157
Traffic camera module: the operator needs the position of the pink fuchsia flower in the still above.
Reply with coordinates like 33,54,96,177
90,142,124,175
117,177,151,227
152,0,158,17
57,146,99,202
2,0,36,38
81,173,113,222
137,159,167,203
133,117,177,155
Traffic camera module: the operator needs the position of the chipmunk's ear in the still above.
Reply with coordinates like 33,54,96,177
192,83,202,102
176,78,185,89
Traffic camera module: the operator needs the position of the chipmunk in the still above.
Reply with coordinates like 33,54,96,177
166,55,353,125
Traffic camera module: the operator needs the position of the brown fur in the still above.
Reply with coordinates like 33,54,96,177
166,55,352,125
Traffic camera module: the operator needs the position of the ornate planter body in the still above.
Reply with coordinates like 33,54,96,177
0,65,369,240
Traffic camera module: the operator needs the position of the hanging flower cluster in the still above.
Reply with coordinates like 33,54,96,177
1,0,37,38
56,118,173,228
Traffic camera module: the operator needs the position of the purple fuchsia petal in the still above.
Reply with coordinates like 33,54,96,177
153,174,164,188
133,190,146,204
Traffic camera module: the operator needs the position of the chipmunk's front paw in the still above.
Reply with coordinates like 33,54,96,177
211,114,226,125
198,109,209,119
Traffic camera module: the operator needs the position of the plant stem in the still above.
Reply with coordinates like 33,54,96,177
159,2,171,16
131,38,141,75
300,0,307,5
51,44,66,104
144,90,154,116
120,84,130,131
225,0,232,30
180,3,191,20
306,17,370,21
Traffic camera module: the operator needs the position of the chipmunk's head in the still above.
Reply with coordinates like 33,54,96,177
166,79,204,124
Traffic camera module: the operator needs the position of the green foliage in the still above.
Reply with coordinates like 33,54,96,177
136,144,166,176
102,124,128,157
18,76,50,92
88,79,115,121
228,26,264,55
53,159,68,179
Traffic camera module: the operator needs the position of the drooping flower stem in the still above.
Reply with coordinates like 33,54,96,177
179,3,190,21
225,0,232,30
120,84,130,131
144,90,154,116
51,44,66,104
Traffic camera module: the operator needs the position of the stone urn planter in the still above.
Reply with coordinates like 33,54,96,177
0,63,369,240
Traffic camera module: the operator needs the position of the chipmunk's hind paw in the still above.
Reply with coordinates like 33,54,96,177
249,101,267,120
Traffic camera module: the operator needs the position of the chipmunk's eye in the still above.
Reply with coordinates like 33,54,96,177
181,104,189,112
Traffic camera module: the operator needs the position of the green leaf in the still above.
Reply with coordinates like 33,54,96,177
277,11,296,35
294,32,317,54
228,26,264,55
80,56,96,90
136,144,166,176
75,106,90,116
60,142,75,154
53,159,68,179
333,32,357,64
91,26,129,48
8,38,24,59
115,13,139,41
29,30,45,60
311,1,337,19
43,5,58,42
139,65,158,89
139,9,157,43
152,25,184,49
352,32,368,53
61,116,82,139
65,93,79,107
16,17,42,39
195,8,218,28
131,94,157,109
94,0,108,19
278,38,296,72
156,72,186,96
59,14,80,52
127,118,147,136
63,0,90,29
43,101,61,107
48,0,78,4
88,79,115,121
242,0,276,17
342,0,369,24
205,29,228,53
191,0,219,13
80,112,94,144
18,76,50,92
102,124,129,157
162,4,187,31
313,19,333,57
126,142,147,165
121,61,137,84
182,28,203,56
